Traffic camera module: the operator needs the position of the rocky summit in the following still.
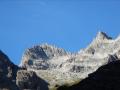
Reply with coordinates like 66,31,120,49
1,31,120,90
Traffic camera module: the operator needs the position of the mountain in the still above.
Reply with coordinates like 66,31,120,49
20,31,120,89
1,31,120,90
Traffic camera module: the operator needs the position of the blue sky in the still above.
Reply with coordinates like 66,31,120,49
0,0,120,65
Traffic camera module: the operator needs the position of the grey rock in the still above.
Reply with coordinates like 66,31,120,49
16,70,49,90
16,70,39,90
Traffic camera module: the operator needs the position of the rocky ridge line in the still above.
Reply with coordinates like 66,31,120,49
20,31,120,89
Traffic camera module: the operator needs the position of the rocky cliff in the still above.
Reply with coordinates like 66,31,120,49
0,31,120,90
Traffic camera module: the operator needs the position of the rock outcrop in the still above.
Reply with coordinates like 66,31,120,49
16,70,49,90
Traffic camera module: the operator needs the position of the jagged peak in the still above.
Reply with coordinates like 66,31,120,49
40,43,61,50
27,43,67,53
23,43,68,61
83,32,113,54
95,31,112,40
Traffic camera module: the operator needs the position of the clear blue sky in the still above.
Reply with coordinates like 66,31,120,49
0,0,120,65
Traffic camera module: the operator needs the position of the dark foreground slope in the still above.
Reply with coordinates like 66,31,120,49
0,50,19,90
58,60,120,90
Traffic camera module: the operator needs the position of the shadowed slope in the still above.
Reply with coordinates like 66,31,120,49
58,60,120,90
0,50,19,90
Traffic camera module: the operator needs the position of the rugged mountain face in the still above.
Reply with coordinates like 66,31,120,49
1,31,120,90
57,60,120,90
20,31,120,89
20,44,68,69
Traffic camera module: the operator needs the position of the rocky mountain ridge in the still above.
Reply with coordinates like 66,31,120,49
20,32,120,88
0,31,120,90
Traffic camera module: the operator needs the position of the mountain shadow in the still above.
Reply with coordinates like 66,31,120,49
58,60,120,90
